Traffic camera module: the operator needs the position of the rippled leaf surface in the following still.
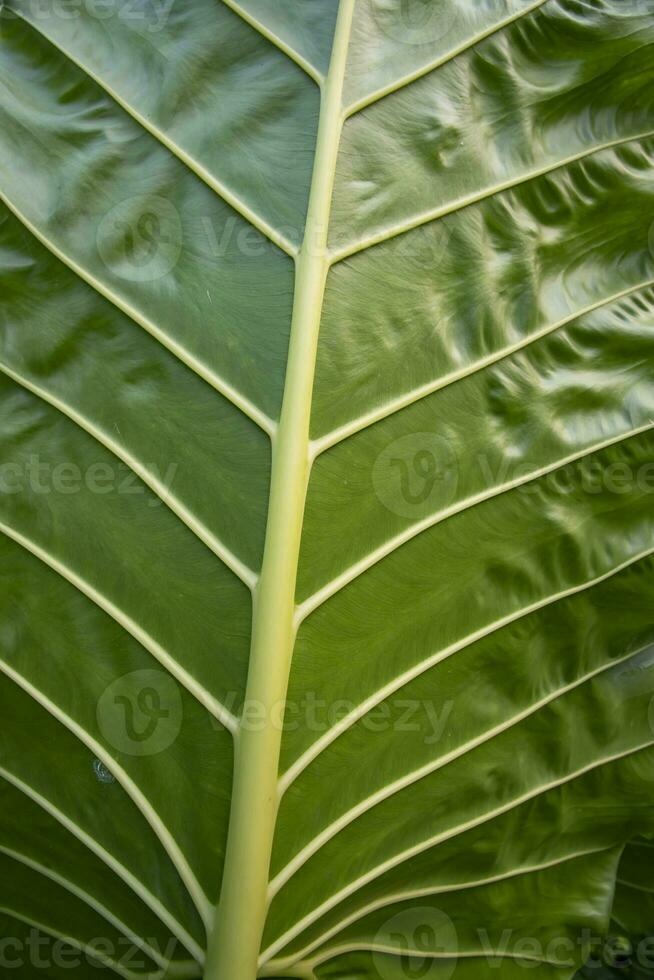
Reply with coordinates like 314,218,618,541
0,1,653,979
577,838,654,980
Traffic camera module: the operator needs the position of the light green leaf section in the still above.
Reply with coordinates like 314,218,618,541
0,1,653,979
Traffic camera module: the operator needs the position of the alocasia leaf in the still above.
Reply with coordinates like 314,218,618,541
0,1,653,978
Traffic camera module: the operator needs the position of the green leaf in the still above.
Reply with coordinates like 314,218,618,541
577,838,654,979
0,1,653,979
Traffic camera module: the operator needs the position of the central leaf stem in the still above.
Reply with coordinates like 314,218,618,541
204,4,354,978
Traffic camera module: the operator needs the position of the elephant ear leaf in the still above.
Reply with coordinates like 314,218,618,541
0,2,654,980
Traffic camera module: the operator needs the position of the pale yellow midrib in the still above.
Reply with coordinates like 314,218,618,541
203,4,355,978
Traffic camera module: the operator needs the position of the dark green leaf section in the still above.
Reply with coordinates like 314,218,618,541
0,530,236,910
270,752,654,969
264,1,654,974
0,377,251,705
277,558,654,882
308,848,621,974
0,203,271,572
0,674,205,949
0,909,202,978
0,9,297,420
614,841,654,943
1,0,654,976
0,851,162,974
0,777,186,959
314,953,573,980
577,839,654,980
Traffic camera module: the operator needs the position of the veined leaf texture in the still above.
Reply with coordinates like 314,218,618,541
0,1,653,978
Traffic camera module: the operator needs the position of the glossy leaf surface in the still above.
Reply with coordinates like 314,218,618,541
0,1,653,979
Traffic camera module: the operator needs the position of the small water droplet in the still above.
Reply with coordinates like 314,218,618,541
93,759,115,784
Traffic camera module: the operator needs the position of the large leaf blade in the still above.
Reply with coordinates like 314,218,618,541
1,1,653,978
